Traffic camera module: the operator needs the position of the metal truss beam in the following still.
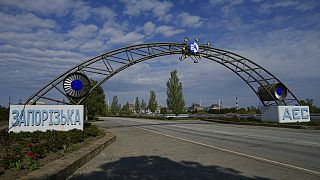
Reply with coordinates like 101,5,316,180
24,42,300,106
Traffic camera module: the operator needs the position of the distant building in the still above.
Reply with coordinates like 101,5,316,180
210,104,220,110
146,105,161,114
191,103,203,111
128,103,135,112
155,105,161,114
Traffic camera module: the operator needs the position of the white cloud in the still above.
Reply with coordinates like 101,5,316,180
152,1,173,21
141,21,184,37
0,30,53,48
71,2,117,23
71,2,92,22
121,0,173,21
0,44,86,91
0,44,84,61
260,0,319,12
209,0,243,6
67,24,98,40
0,0,73,16
0,3,116,54
109,31,144,45
93,7,117,21
223,27,320,104
209,0,244,16
155,25,184,37
79,40,105,52
0,0,117,23
177,12,203,28
0,12,57,32
98,21,145,46
209,0,226,6
115,63,158,84
232,28,318,67
143,21,156,36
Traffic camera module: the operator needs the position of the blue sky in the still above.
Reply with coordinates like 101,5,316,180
0,0,320,108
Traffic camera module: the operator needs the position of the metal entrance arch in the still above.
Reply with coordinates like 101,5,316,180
24,42,301,106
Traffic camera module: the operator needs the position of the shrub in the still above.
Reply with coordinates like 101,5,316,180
2,145,24,170
0,125,102,170
84,125,101,137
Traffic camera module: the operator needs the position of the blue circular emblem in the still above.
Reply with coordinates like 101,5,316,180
189,42,199,53
71,79,83,91
63,72,90,98
276,87,283,96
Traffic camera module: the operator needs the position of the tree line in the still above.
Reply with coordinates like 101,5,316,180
109,90,158,116
85,69,185,118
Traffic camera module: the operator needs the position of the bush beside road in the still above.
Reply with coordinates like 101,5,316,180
200,118,320,130
0,107,9,122
0,123,104,179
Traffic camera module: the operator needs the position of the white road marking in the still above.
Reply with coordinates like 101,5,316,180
113,118,320,147
168,124,320,147
131,125,320,176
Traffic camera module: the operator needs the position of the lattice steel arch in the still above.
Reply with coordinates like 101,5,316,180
24,42,301,106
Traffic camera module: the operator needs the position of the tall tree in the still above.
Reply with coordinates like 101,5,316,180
160,107,167,117
148,90,158,114
135,97,140,114
122,102,132,115
300,99,320,113
166,69,185,115
84,79,107,117
111,95,119,115
141,99,147,114
0,106,9,121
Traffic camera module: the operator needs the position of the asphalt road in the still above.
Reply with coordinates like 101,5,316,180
70,117,320,179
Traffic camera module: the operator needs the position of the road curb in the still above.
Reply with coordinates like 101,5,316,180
19,130,116,180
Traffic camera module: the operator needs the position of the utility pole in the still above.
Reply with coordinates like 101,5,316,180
236,97,239,110
8,96,11,107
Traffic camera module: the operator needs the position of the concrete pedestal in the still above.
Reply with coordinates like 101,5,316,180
261,106,310,123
